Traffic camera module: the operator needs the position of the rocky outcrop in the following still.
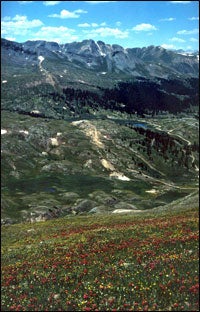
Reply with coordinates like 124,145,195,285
1,38,199,78
73,199,97,214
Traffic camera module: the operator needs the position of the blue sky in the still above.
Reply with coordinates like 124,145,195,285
1,1,199,50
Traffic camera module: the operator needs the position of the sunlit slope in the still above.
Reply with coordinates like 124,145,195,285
1,207,199,311
1,111,199,223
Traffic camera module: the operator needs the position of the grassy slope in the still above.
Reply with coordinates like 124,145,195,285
1,111,199,223
1,206,199,311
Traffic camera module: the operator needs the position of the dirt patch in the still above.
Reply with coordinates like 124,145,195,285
101,159,115,171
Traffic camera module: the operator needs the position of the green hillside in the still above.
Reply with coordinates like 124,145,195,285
1,111,199,224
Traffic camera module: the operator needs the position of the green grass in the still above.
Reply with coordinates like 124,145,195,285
1,111,199,222
1,207,199,311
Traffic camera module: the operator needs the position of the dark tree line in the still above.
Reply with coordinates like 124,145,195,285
131,126,199,170
47,77,198,116
10,76,196,118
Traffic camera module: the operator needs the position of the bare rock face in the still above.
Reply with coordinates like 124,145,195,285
2,38,199,78
73,199,97,214
113,202,138,210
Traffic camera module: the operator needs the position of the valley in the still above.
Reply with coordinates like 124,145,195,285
1,38,199,224
1,110,199,224
1,0,199,309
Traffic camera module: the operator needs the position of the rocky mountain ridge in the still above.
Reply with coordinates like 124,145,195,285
1,37,199,118
2,38,199,79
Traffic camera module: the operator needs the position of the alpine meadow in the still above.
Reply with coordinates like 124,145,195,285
1,1,199,311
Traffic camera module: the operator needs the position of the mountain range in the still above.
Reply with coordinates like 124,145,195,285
2,38,199,78
1,38,199,119
1,35,199,312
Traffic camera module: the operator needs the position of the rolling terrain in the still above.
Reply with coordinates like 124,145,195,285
1,38,199,312
1,207,199,311
1,38,199,224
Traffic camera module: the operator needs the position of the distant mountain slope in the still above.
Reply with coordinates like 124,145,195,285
1,39,199,224
1,38,199,118
2,38,199,78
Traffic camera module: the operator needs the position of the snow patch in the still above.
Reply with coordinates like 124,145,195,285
96,41,106,56
50,138,59,147
31,110,41,115
110,172,130,181
177,52,196,57
78,80,86,84
19,130,29,135
112,209,143,214
146,189,158,194
38,56,44,62
71,120,88,126
41,151,48,156
2,80,7,84
1,129,8,135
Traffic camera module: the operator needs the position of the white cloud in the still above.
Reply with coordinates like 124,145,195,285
78,22,106,28
75,9,87,14
1,15,43,37
161,44,176,49
5,37,16,42
189,37,198,42
33,26,78,43
78,23,91,28
83,27,129,39
43,1,61,5
159,17,176,22
132,23,157,31
49,9,87,18
170,37,185,42
188,17,199,20
177,28,199,35
116,21,121,27
18,1,33,4
2,16,11,21
169,1,191,4
13,15,27,21
84,1,116,4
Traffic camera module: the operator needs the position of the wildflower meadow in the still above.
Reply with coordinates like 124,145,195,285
1,208,199,311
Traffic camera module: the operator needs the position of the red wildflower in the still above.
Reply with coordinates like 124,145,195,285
83,293,89,299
